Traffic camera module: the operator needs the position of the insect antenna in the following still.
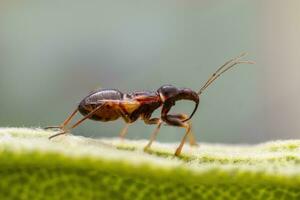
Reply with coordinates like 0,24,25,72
198,52,254,95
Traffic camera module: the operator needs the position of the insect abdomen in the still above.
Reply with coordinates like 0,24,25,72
78,89,123,122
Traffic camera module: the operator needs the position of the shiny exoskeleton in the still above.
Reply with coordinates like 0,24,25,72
45,53,253,156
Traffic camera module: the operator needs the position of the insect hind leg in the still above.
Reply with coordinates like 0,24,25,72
48,104,105,139
44,108,79,130
48,130,68,139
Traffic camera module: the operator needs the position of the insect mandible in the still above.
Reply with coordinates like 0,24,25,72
45,53,253,156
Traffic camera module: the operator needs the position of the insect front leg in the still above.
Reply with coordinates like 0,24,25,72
162,114,192,156
165,114,198,147
161,103,194,156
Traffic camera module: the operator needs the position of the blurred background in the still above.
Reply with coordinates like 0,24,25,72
0,0,299,144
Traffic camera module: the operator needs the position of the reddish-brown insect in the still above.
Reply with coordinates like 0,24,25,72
45,53,253,156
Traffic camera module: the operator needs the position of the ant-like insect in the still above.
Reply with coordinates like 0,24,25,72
45,53,253,156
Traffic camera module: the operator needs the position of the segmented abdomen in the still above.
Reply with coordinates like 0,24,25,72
78,89,123,121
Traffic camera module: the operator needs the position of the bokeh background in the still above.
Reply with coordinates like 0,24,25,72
0,0,299,144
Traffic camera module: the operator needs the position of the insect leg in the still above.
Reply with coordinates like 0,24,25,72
143,117,163,151
45,108,79,130
187,126,198,146
116,109,134,139
49,104,105,139
166,114,198,146
119,124,130,139
162,114,192,156
117,105,140,139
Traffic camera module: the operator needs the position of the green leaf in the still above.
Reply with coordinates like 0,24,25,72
0,128,299,200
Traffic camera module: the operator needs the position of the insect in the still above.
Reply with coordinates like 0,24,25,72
45,53,253,156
